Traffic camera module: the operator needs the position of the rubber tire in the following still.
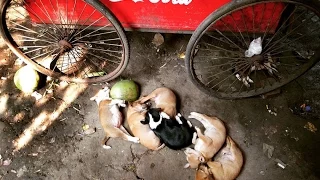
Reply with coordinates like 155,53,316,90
0,0,129,83
185,0,320,99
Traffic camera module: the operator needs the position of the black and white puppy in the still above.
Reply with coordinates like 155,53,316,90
140,108,197,150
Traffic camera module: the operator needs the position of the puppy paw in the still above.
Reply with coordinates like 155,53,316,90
184,163,190,168
160,112,170,119
102,145,112,149
131,137,140,144
184,147,193,154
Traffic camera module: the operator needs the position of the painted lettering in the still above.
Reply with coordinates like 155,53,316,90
110,0,192,5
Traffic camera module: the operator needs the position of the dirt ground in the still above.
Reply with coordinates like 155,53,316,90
0,32,320,180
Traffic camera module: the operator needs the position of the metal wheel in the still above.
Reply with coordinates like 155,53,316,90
0,0,129,83
185,0,320,99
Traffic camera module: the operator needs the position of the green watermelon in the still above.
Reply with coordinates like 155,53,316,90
110,80,139,102
14,66,40,93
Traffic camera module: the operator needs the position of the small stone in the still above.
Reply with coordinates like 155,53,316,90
84,127,96,135
150,163,155,169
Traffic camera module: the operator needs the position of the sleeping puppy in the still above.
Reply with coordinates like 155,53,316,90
127,101,165,151
184,112,226,168
141,108,196,150
90,87,139,149
138,87,177,118
195,136,243,180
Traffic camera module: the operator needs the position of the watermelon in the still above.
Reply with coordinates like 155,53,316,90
110,80,139,102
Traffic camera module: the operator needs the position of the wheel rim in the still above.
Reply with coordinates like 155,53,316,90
187,1,320,99
1,0,128,83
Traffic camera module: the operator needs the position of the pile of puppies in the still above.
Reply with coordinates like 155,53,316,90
91,87,244,180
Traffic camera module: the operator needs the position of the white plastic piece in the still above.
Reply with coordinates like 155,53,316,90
245,37,262,58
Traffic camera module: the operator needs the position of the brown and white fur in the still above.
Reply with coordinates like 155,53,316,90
195,136,243,180
90,87,139,149
184,112,226,168
127,100,165,150
138,87,177,118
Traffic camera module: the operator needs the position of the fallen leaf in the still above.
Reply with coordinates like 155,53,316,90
152,33,164,47
178,52,185,59
263,143,274,158
304,122,317,133
82,124,90,131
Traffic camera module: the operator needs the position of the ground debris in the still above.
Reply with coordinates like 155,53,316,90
263,143,274,158
178,52,185,59
16,165,28,177
275,159,287,169
84,127,96,135
82,124,96,135
31,91,43,101
2,158,12,166
304,122,317,133
152,33,164,47
266,105,277,116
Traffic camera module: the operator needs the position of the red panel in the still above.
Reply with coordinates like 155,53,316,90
214,3,285,33
101,0,231,31
26,0,284,32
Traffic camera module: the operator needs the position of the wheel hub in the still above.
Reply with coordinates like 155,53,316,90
58,39,73,52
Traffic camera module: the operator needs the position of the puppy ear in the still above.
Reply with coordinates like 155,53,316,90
184,163,190,168
140,120,149,124
199,156,205,163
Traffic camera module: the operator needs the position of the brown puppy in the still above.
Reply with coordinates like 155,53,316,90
138,87,177,118
91,87,139,149
127,100,165,150
195,136,243,180
184,112,226,168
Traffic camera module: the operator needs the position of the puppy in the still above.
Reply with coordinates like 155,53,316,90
90,87,139,149
184,112,226,168
138,87,177,118
141,108,196,150
195,136,243,180
127,101,164,151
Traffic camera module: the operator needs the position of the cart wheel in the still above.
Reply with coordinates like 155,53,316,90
0,0,129,83
185,0,320,99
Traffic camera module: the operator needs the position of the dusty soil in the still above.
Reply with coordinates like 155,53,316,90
0,32,320,180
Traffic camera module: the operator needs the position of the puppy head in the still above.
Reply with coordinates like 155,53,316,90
195,164,214,180
141,108,163,129
184,148,206,168
215,136,243,165
90,87,111,104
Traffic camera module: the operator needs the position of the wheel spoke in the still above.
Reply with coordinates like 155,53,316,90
70,24,111,43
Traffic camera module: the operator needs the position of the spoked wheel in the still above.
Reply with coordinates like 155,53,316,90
185,0,320,99
0,0,129,83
